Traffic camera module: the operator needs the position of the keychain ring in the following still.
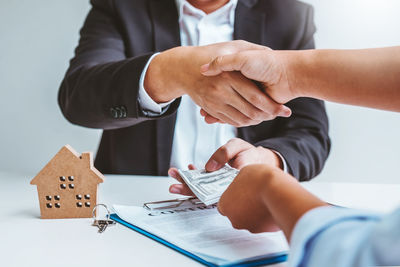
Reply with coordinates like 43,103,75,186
92,204,111,221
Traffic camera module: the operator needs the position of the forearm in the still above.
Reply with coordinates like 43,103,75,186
145,45,230,103
261,168,328,240
144,47,188,103
145,41,266,104
284,47,400,112
59,54,180,129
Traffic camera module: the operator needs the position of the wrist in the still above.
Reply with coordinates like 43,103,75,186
280,49,317,99
258,147,283,169
258,165,288,208
254,164,282,201
144,48,188,103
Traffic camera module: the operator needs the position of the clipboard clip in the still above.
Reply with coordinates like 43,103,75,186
143,197,203,211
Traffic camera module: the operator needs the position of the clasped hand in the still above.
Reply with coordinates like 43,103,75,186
144,40,292,127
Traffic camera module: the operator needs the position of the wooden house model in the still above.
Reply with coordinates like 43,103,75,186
31,145,104,219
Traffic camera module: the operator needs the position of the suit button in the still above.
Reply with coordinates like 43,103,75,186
120,106,127,118
115,107,122,118
110,108,119,119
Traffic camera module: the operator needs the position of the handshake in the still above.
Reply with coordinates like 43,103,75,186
144,40,302,127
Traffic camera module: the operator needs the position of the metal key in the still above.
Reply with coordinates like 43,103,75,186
92,219,116,233
92,219,108,233
92,204,116,233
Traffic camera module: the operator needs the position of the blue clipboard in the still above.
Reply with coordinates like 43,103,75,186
110,213,288,267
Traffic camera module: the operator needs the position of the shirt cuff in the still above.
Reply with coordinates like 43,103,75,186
138,52,175,116
289,206,381,267
271,150,288,173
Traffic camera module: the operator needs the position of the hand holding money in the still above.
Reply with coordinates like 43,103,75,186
168,164,198,196
205,138,283,172
168,138,283,202
169,165,239,205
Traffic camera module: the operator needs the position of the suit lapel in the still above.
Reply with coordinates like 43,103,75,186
234,0,265,45
149,0,181,175
149,0,181,51
148,0,268,174
235,0,267,138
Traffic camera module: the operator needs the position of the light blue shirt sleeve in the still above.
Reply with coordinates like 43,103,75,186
289,206,400,267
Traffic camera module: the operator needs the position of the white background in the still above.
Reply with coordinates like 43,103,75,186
0,0,399,183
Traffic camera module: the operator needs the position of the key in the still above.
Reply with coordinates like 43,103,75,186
92,219,116,233
98,222,107,233
92,204,116,233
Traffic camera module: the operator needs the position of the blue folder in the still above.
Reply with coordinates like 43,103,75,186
111,213,288,267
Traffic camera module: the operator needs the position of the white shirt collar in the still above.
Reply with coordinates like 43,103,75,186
175,0,238,25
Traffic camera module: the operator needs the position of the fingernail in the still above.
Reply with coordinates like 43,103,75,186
207,160,219,171
200,63,210,73
279,107,292,118
168,169,176,177
170,186,181,194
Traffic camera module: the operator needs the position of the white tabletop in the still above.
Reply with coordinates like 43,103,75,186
1,171,399,267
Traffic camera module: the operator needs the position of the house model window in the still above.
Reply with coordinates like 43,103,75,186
30,145,105,219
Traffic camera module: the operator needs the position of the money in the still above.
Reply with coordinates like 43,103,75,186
178,165,239,206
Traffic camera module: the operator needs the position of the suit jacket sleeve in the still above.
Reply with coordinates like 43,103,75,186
58,0,180,130
254,5,331,181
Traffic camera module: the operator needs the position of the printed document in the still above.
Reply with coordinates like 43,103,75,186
113,203,288,265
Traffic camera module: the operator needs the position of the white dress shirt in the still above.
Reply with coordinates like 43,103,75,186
139,0,238,170
138,0,287,171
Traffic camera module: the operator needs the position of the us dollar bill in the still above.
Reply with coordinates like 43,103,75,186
178,165,239,205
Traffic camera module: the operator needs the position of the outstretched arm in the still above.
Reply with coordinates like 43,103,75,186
202,46,400,112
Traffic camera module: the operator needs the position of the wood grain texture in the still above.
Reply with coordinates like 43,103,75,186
31,145,104,219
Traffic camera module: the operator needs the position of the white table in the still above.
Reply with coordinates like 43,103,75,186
1,171,400,267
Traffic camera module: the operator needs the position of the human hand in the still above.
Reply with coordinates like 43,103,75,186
201,48,299,104
145,41,291,127
205,138,282,172
168,165,196,196
218,164,281,233
167,138,281,195
199,48,299,123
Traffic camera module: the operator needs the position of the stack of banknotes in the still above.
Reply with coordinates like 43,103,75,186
178,165,239,205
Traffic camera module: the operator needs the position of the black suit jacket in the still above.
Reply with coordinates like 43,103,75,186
58,0,331,181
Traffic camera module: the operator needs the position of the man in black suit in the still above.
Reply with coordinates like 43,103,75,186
58,0,330,181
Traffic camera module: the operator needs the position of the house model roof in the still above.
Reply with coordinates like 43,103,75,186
31,145,104,185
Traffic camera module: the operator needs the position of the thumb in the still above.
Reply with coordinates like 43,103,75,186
201,53,245,76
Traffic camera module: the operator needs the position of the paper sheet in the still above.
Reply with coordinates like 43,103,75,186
113,204,288,265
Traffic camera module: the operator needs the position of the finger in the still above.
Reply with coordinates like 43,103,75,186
204,93,263,127
204,114,221,124
201,106,233,125
201,53,247,76
188,164,197,170
230,73,292,118
202,97,261,126
206,138,253,172
202,106,245,127
219,73,275,122
224,104,263,126
200,109,207,117
228,153,251,170
200,109,223,124
169,184,194,196
168,168,185,184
